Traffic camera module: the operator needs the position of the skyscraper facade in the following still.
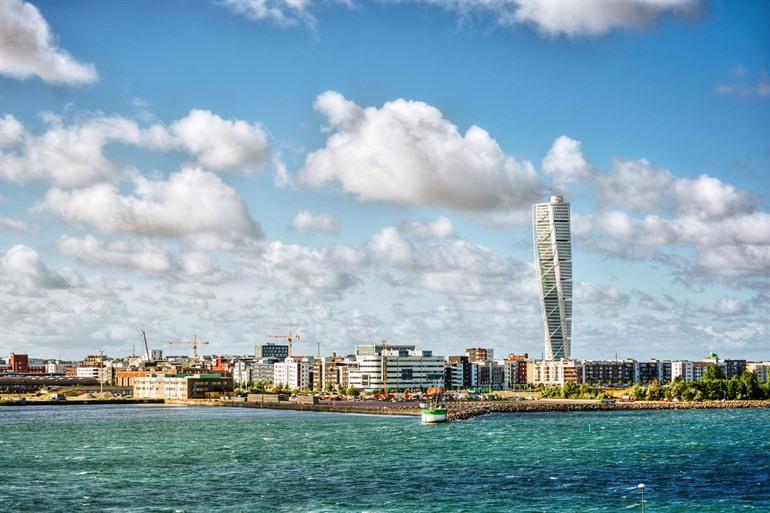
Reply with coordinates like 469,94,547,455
533,196,573,360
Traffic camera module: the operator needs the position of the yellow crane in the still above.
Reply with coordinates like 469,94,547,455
165,335,209,359
265,330,300,358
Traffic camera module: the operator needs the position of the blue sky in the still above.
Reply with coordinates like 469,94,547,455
0,0,768,361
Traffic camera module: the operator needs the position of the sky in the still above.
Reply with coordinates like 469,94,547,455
0,0,768,361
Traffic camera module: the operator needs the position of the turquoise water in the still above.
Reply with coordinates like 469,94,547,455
0,405,768,513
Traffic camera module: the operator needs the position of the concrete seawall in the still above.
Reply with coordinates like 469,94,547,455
165,399,421,416
0,398,164,406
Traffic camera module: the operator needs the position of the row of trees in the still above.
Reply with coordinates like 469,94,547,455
631,367,769,401
238,381,360,397
536,367,770,401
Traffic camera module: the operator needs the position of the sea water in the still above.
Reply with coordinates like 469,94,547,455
0,405,767,512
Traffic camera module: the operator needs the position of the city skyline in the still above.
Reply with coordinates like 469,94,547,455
0,1,769,361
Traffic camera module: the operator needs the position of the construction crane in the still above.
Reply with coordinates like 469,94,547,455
141,329,151,361
265,330,300,358
165,335,209,359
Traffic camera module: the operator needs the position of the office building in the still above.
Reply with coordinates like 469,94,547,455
349,344,445,392
133,374,233,399
533,195,573,360
255,343,289,360
465,348,494,363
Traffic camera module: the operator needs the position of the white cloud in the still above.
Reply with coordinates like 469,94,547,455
412,0,699,37
398,216,455,239
575,281,629,308
0,114,25,148
0,114,142,186
0,215,29,232
0,109,272,187
56,235,175,274
1,244,82,290
291,210,339,234
510,0,699,37
168,109,271,171
302,91,541,212
596,158,674,213
542,135,591,188
219,0,316,27
241,241,367,294
36,167,262,243
0,0,97,84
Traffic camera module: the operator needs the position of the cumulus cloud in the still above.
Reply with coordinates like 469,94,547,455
542,135,591,189
36,167,262,243
167,109,271,171
241,241,367,294
55,235,175,274
1,244,82,290
0,109,272,187
291,210,339,234
412,0,699,37
0,114,142,186
302,91,541,212
574,281,629,308
0,0,97,84
398,216,455,239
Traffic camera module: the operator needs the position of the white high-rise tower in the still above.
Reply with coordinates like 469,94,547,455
533,196,572,360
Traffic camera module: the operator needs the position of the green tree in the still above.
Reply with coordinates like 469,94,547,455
702,365,725,381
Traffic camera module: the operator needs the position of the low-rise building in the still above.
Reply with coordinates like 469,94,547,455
746,362,770,382
133,374,233,399
274,357,312,390
349,344,445,392
528,360,581,386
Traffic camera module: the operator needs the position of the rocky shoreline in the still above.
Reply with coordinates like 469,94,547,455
447,399,770,421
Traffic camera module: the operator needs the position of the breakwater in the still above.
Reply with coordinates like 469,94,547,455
165,398,421,416
447,399,770,421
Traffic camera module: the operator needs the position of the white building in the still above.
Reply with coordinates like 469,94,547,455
533,195,573,360
273,357,311,390
45,361,76,375
76,366,111,382
348,344,445,392
527,360,581,386
671,361,694,382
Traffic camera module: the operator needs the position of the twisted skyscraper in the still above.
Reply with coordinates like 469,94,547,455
533,196,573,360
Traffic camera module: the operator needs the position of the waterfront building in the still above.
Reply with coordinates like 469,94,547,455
528,359,581,386
445,356,473,389
133,373,233,399
349,345,445,392
671,360,694,382
746,362,770,382
151,349,163,361
255,343,289,360
116,370,148,387
465,348,494,363
76,365,111,382
9,353,29,373
273,357,311,390
579,360,634,386
312,356,349,392
45,360,77,375
232,359,253,387
533,196,573,360
634,360,669,384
